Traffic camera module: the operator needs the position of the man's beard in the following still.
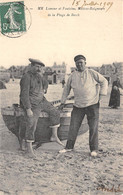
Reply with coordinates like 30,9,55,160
77,68,83,72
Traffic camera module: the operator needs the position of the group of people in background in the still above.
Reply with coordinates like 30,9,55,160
19,55,122,158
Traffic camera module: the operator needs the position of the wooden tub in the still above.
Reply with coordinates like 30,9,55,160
1,103,88,145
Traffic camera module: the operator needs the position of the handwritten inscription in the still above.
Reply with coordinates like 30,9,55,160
97,184,123,192
72,0,113,12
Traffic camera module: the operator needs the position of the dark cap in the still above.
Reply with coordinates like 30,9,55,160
29,58,45,66
74,55,86,62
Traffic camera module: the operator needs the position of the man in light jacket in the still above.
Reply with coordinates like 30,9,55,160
59,55,108,156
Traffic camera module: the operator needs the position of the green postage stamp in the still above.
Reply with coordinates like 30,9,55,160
0,1,31,37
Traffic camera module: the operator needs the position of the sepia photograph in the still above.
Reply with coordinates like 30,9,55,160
0,0,123,194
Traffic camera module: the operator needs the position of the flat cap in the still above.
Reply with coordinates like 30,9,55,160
74,55,86,62
29,58,45,66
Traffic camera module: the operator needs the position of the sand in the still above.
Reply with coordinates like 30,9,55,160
0,81,123,195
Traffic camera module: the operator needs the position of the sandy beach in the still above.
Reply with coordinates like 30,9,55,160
0,80,123,195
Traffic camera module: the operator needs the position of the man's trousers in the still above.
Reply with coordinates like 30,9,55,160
20,97,60,142
65,102,99,152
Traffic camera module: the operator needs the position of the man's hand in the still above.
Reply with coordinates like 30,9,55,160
58,103,65,110
27,109,33,117
44,89,47,94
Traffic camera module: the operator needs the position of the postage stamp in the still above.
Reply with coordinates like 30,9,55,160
0,1,31,38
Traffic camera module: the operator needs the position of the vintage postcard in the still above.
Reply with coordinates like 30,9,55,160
0,0,123,194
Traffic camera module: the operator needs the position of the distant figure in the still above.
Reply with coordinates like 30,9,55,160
0,80,6,89
58,54,108,157
62,79,65,88
109,77,123,109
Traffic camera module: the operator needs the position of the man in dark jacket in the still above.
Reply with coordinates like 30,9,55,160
20,58,63,157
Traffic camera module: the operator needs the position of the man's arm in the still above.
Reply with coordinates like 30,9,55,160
91,69,108,97
59,76,72,110
20,74,31,110
61,76,72,104
42,76,48,94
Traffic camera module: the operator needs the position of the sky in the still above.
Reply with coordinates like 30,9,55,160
0,0,123,73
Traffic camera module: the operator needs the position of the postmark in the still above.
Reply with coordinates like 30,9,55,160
0,1,31,38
